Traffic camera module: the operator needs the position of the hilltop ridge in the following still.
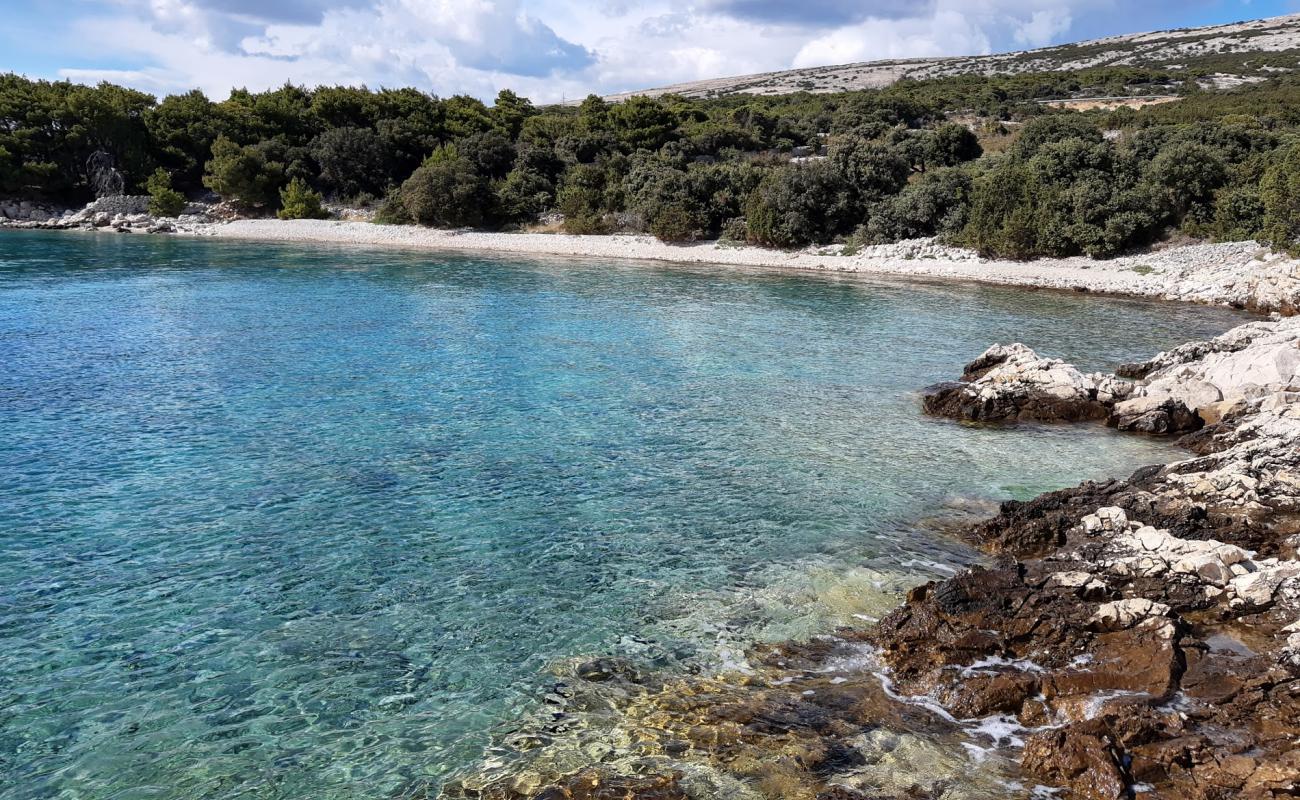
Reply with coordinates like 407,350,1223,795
603,12,1300,100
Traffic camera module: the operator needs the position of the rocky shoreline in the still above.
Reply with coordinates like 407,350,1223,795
434,316,1300,800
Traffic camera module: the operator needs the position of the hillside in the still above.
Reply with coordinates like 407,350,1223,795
604,13,1300,100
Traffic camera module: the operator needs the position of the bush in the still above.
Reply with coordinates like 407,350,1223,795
745,161,859,248
861,167,973,243
1010,115,1102,160
202,136,284,207
828,136,910,202
557,163,621,234
648,204,698,242
1260,143,1300,253
494,167,554,222
1143,141,1228,218
1210,184,1265,241
624,159,704,242
145,168,186,217
277,177,329,219
927,122,983,167
396,147,490,227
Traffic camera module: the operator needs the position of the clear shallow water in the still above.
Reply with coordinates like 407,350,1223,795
0,230,1249,799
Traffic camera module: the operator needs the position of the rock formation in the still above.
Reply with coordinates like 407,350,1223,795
921,343,1131,423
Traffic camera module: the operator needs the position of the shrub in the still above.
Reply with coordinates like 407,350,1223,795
1210,184,1265,241
828,136,910,202
648,204,698,242
277,177,329,220
558,163,620,234
745,161,859,248
861,167,973,244
1260,144,1300,253
1010,115,1102,160
624,159,704,242
396,149,490,228
927,122,983,167
145,168,186,217
494,167,554,223
1143,141,1228,218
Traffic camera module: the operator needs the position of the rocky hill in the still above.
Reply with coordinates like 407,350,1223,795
604,13,1300,100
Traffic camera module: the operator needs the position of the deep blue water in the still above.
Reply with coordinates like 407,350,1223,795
0,230,1250,799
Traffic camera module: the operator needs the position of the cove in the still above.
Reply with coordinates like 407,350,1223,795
0,230,1250,799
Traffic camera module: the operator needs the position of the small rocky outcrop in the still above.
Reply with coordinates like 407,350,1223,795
921,343,1131,423
0,194,218,234
926,316,1300,438
1116,315,1300,430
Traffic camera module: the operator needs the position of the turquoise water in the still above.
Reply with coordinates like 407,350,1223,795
0,230,1248,799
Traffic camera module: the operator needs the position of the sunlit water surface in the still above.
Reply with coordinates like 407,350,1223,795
0,230,1250,799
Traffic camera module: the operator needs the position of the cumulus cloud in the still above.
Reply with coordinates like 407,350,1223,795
31,0,1281,102
700,0,935,26
1013,8,1074,47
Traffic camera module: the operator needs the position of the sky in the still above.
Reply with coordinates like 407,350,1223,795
2,0,1298,103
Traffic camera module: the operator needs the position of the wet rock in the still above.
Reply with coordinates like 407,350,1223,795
575,657,642,684
450,315,1300,800
1090,599,1171,631
446,769,689,800
1022,723,1128,800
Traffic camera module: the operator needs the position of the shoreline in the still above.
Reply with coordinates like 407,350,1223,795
446,316,1300,800
8,215,1300,313
196,219,1300,314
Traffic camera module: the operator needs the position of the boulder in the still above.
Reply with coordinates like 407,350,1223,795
1109,395,1202,434
922,343,1120,423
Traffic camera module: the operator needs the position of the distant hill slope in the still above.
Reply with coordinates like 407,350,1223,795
604,13,1300,100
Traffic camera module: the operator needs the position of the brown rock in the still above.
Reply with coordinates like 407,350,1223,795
1023,724,1129,800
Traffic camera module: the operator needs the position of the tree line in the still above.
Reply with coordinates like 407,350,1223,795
5,68,1300,257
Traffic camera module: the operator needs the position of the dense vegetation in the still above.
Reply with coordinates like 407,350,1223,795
7,67,1300,258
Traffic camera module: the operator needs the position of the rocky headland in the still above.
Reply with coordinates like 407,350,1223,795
435,316,1300,800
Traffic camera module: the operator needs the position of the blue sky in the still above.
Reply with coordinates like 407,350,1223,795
2,0,1297,102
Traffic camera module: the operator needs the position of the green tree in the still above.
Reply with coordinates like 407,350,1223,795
557,162,624,234
928,123,983,167
312,126,386,198
1143,141,1228,218
145,168,186,216
145,90,218,190
1261,143,1300,253
861,167,973,243
494,167,554,222
607,97,679,152
202,135,285,206
828,136,911,202
1011,115,1102,160
277,176,329,219
491,89,536,139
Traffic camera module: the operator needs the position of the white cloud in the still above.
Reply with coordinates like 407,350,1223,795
791,9,993,67
1013,7,1075,47
35,0,1226,101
